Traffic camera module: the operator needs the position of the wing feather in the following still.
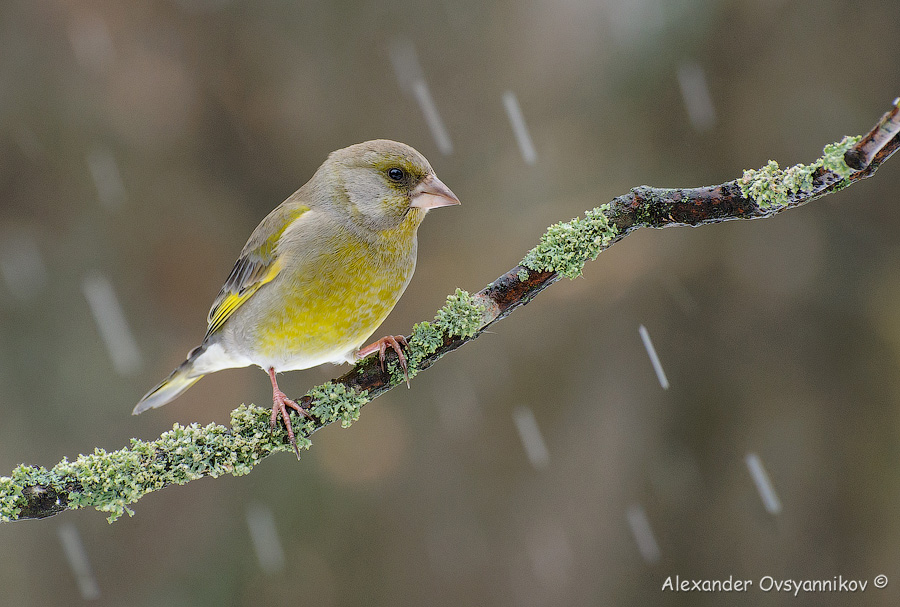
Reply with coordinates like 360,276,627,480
205,203,310,338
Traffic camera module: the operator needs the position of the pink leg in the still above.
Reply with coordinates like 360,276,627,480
356,335,410,387
268,367,309,460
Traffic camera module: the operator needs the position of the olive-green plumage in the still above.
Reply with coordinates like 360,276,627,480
134,140,459,416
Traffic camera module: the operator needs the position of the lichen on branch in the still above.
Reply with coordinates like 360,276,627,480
0,385,372,522
739,135,861,209
521,204,618,278
1,405,280,522
393,288,486,382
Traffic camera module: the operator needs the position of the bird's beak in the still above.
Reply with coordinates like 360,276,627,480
410,174,461,210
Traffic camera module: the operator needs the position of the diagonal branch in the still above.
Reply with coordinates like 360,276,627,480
2,98,898,523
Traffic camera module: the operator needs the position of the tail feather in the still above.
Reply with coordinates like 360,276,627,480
133,348,205,415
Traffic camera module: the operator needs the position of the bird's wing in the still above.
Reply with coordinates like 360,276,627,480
205,203,310,338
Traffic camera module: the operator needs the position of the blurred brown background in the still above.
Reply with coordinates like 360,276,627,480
2,0,900,605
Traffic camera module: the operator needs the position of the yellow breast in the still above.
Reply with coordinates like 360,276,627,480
244,212,421,369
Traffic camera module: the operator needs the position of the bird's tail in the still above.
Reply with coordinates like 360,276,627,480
133,346,206,415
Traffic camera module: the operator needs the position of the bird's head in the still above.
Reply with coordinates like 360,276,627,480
322,140,460,234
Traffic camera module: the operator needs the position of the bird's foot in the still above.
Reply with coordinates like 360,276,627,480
267,368,310,460
357,335,410,387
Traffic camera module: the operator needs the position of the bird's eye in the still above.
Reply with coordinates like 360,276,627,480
387,168,405,182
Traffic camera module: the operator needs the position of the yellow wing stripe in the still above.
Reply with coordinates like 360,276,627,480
205,257,283,337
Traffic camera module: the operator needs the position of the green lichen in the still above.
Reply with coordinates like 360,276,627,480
1,465,43,522
305,382,369,428
393,288,486,382
408,319,446,358
740,135,861,209
517,268,530,282
520,204,617,279
0,379,377,522
434,288,484,339
0,404,300,523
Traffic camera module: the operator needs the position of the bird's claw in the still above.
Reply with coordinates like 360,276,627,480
267,367,310,460
358,335,410,387
270,392,311,460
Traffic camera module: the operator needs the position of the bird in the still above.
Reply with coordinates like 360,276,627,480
133,140,460,458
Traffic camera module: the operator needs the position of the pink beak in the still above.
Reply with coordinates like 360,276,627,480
410,174,461,210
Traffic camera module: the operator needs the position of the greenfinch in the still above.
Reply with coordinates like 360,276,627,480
134,140,460,457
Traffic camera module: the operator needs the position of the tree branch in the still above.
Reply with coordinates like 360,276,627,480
3,99,898,523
